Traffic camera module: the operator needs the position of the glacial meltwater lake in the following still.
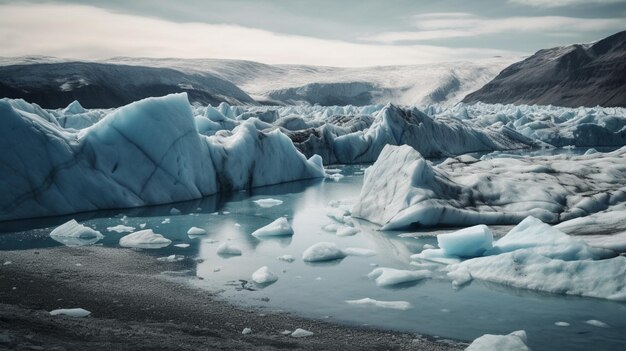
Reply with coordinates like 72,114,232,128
2,153,625,351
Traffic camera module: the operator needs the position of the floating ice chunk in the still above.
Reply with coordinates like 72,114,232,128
157,255,184,262
106,224,135,233
326,173,344,182
174,243,190,248
555,322,570,327
281,330,292,335
49,220,104,246
411,249,461,265
252,266,278,285
336,226,360,236
290,328,314,338
302,242,346,262
253,198,284,208
345,297,412,310
119,229,171,249
139,223,147,229
3,261,11,265
367,267,432,287
49,308,91,318
489,216,606,260
187,227,207,236
343,248,376,257
466,330,530,351
438,225,493,258
277,255,295,262
327,208,350,222
322,223,339,232
252,218,294,237
162,218,171,224
448,251,626,301
242,327,252,335
169,208,181,215
325,168,342,174
216,243,242,256
447,267,472,288
586,320,609,328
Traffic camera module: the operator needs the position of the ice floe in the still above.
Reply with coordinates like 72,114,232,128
49,219,104,246
119,229,171,249
466,330,530,351
302,242,346,262
252,266,278,285
49,308,91,318
367,267,432,287
106,224,135,233
253,198,284,208
251,217,294,237
187,227,207,236
345,297,412,310
216,243,242,256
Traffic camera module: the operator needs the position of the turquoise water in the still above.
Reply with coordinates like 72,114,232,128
1,161,625,351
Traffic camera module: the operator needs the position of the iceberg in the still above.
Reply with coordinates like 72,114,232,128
49,219,104,246
367,267,432,287
251,217,294,237
49,308,91,318
302,242,346,262
345,297,412,310
352,144,626,229
119,229,171,249
0,93,324,221
466,330,531,351
251,266,278,285
216,243,242,256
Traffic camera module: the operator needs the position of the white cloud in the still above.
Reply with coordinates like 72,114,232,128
363,13,625,43
508,0,626,8
0,3,519,67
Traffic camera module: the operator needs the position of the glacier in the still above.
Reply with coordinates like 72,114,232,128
352,144,626,229
2,93,626,221
0,93,324,221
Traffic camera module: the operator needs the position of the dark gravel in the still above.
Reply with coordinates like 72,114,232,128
0,246,465,350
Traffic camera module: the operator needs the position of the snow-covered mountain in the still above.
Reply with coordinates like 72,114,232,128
0,55,515,108
463,31,626,107
0,59,257,108
106,56,515,106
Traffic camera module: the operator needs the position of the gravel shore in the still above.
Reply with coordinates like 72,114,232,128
0,246,464,350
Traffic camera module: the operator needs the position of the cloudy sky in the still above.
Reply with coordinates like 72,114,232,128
0,0,624,66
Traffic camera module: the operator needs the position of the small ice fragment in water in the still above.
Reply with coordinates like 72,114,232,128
281,330,292,335
106,225,135,233
157,255,184,262
242,327,252,335
555,321,570,327
3,261,12,265
336,226,360,237
139,223,146,228
161,218,171,224
216,243,242,256
367,267,432,287
343,248,376,257
290,328,314,338
586,319,609,328
277,255,295,262
169,208,181,215
466,330,530,351
187,227,207,235
119,229,171,249
174,244,190,248
252,218,293,237
302,242,346,262
253,198,283,208
252,266,278,285
345,297,412,310
49,308,91,318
